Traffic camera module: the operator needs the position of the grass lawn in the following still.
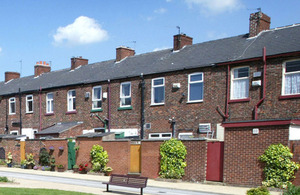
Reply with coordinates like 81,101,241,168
0,188,95,195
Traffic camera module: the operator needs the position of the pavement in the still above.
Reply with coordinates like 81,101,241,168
0,167,282,195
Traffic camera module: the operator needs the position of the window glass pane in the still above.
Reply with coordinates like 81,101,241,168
286,61,300,72
93,87,101,99
121,97,131,106
154,79,163,86
285,73,300,94
47,93,53,99
122,84,130,96
11,102,15,113
190,74,202,82
234,67,249,78
233,79,249,99
190,83,203,101
154,86,164,103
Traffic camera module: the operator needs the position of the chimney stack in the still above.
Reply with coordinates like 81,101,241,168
249,11,271,37
5,72,20,82
173,34,193,51
34,61,51,77
116,46,135,62
71,56,88,70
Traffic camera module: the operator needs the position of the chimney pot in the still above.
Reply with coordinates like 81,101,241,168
173,34,193,51
34,61,51,77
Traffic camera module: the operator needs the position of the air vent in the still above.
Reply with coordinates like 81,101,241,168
199,123,211,133
145,123,151,129
85,92,90,99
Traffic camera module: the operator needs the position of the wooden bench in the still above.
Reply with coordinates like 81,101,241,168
102,174,148,195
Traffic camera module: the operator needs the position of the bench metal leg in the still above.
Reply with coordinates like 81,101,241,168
141,188,143,195
106,184,110,192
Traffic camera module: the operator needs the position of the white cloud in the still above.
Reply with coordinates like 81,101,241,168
53,16,108,46
185,0,243,15
206,31,228,40
0,47,2,53
154,8,167,14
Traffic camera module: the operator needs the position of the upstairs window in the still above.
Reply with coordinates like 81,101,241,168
92,86,102,110
188,73,204,102
151,77,165,105
67,90,76,111
26,95,33,113
46,93,54,113
120,82,131,107
231,67,249,99
283,60,300,95
9,97,16,115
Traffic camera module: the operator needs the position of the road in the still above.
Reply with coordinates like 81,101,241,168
0,171,222,195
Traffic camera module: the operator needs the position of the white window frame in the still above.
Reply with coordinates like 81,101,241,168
9,97,16,115
92,86,102,110
120,82,131,107
230,66,250,100
178,133,193,139
26,95,33,113
46,93,54,113
149,133,172,140
10,130,18,135
151,77,165,105
67,90,76,112
188,72,204,103
282,59,300,96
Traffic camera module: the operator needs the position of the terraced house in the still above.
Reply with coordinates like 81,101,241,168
0,11,300,186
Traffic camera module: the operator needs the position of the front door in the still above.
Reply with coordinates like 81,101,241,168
68,141,76,170
206,142,224,181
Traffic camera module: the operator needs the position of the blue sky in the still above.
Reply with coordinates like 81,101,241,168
0,0,299,81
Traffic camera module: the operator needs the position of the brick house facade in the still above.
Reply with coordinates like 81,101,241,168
0,11,300,186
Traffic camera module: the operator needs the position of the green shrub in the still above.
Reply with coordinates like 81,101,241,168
283,184,300,195
90,145,109,172
0,176,9,182
159,138,187,179
39,149,50,166
259,144,300,188
247,186,270,195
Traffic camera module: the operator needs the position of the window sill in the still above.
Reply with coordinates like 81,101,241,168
279,94,300,100
90,109,103,112
118,106,133,111
229,98,251,103
25,112,33,114
187,100,203,104
45,113,54,116
150,103,165,107
66,111,77,115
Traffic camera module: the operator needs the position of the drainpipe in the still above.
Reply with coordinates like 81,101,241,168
19,88,22,135
225,65,230,120
170,117,176,138
254,47,267,120
39,87,42,131
5,98,8,134
140,73,145,140
107,80,111,132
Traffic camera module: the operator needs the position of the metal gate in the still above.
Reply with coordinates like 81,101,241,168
206,142,224,181
68,141,76,170
130,144,141,173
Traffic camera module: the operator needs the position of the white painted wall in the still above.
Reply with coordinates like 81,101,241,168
289,125,300,140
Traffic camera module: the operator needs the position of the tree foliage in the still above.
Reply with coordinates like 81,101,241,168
259,144,300,188
159,138,187,179
90,145,109,172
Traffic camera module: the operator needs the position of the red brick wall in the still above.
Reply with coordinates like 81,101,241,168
141,140,163,178
182,140,207,181
0,139,21,164
224,125,289,186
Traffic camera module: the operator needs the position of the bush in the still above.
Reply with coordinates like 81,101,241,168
159,138,187,179
90,145,109,172
283,184,300,195
39,149,50,166
259,144,300,188
247,186,270,195
0,176,9,182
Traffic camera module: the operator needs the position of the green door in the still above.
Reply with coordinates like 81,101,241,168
68,142,76,170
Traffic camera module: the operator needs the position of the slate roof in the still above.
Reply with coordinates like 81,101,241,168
35,121,83,135
1,24,300,96
76,132,114,138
